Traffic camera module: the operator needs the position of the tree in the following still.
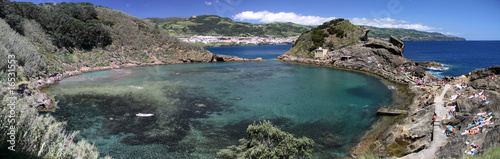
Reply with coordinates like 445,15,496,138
217,120,315,159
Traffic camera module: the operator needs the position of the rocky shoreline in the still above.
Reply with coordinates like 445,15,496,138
277,37,499,158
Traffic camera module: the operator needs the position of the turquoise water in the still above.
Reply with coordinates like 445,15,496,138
47,46,394,158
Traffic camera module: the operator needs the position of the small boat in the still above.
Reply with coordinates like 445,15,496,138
136,113,154,117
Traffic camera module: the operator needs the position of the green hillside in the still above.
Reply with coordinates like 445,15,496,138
365,26,466,41
148,15,465,41
0,1,209,80
285,19,367,58
146,15,314,37
0,1,209,158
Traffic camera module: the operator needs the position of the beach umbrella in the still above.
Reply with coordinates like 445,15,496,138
446,125,455,132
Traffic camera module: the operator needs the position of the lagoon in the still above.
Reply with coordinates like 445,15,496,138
47,45,393,158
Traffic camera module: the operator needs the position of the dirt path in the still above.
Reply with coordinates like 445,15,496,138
403,84,451,159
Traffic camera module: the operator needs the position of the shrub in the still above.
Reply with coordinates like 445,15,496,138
217,120,315,159
0,90,110,158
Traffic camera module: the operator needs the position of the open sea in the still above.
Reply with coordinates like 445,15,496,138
45,41,497,158
404,41,500,78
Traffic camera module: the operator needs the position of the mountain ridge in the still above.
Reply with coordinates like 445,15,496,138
147,15,465,41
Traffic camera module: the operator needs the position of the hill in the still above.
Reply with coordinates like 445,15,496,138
285,18,368,58
148,15,465,41
0,1,211,158
365,26,466,41
0,1,211,80
146,15,314,37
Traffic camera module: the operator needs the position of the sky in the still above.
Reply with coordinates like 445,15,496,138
13,0,500,40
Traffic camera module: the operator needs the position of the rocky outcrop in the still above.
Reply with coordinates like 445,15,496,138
213,54,263,62
416,61,445,70
435,66,499,158
30,92,54,110
389,36,405,54
364,39,404,56
360,29,370,41
469,66,500,92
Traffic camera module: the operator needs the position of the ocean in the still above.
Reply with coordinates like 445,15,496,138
404,41,500,78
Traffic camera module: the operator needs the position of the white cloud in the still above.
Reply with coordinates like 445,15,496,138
233,11,438,31
349,18,437,31
439,32,462,36
234,11,336,25
205,1,212,6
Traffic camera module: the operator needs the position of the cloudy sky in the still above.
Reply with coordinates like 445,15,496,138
16,0,500,40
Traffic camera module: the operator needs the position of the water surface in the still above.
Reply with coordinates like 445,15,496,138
48,45,393,158
404,41,500,78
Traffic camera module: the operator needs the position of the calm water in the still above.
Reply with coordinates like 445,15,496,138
404,41,500,78
48,45,394,158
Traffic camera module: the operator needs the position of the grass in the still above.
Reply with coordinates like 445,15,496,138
463,146,500,159
357,150,383,159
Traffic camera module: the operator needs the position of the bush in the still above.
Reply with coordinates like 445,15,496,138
311,30,327,47
0,90,110,158
0,1,112,50
217,120,315,159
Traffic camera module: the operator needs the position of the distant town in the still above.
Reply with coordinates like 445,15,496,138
180,36,298,46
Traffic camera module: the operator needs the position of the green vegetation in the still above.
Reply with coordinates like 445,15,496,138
286,19,365,58
0,1,112,50
147,15,465,41
463,146,500,159
0,82,110,158
217,120,315,159
0,1,209,81
365,26,466,41
147,15,314,37
0,1,211,158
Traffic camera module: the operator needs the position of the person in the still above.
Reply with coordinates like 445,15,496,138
432,113,437,124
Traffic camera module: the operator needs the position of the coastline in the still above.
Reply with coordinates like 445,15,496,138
276,56,420,156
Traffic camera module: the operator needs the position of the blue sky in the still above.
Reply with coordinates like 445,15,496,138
14,0,500,40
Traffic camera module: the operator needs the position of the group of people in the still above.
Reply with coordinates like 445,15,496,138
454,83,469,90
464,142,480,155
461,112,494,136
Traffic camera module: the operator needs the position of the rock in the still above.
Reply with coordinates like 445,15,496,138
389,36,405,55
469,66,500,91
364,39,403,56
360,29,370,41
31,93,54,110
16,82,33,96
213,54,263,62
415,61,446,71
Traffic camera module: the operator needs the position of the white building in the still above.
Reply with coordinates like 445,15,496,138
314,47,328,59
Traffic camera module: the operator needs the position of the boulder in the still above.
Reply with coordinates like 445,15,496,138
31,93,54,110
